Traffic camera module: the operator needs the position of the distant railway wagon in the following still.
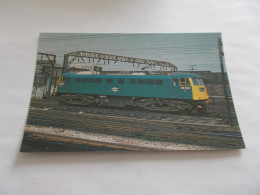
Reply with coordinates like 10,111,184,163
54,72,209,113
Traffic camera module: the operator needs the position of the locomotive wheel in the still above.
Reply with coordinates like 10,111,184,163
135,98,193,113
57,95,99,106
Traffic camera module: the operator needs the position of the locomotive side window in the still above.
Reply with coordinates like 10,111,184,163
130,79,136,84
192,78,199,86
76,78,80,83
81,78,88,82
156,80,163,85
106,78,113,83
138,79,145,84
96,78,102,83
89,78,95,83
118,79,124,84
147,79,155,84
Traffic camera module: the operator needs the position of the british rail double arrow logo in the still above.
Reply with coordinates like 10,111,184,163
111,87,119,92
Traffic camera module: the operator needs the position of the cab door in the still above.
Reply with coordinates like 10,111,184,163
172,78,181,98
179,78,192,99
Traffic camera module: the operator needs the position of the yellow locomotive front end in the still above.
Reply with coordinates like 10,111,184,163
190,77,209,112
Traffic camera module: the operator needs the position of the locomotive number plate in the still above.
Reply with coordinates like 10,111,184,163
181,87,190,90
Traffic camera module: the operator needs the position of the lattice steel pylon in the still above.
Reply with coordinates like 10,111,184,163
62,51,177,73
36,53,56,98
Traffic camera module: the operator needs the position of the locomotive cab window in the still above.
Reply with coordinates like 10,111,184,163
186,78,190,86
192,78,199,86
76,78,80,83
198,78,204,86
179,78,190,86
180,78,185,86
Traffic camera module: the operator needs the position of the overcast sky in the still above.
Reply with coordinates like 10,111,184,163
37,33,225,72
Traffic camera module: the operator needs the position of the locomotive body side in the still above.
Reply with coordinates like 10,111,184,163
54,72,209,112
55,73,195,99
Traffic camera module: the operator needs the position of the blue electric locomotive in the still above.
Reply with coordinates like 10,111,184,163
54,72,209,113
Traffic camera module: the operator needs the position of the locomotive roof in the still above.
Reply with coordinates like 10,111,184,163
62,72,200,79
169,72,200,78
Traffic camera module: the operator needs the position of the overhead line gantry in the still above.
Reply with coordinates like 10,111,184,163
62,51,177,73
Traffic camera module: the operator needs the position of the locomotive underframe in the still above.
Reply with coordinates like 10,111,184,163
56,93,207,114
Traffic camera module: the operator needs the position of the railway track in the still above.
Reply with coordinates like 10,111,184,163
25,107,245,149
29,99,230,126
